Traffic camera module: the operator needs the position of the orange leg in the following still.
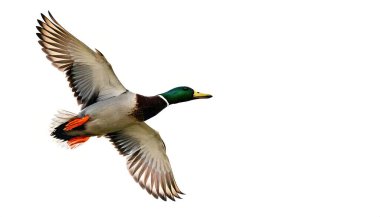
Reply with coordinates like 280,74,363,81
67,136,90,149
64,115,90,131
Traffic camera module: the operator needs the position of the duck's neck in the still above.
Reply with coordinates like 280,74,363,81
133,94,169,121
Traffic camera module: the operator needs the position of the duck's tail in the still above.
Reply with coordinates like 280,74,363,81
50,110,90,148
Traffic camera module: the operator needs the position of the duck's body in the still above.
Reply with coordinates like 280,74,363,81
63,92,168,137
70,92,138,136
37,12,211,201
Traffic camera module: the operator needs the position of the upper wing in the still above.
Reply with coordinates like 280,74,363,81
36,12,127,108
107,122,184,201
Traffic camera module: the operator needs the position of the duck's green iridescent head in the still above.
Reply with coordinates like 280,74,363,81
160,86,212,105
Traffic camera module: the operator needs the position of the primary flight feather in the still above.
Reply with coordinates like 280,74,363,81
36,12,212,201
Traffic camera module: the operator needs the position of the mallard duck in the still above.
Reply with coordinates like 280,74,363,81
36,12,212,201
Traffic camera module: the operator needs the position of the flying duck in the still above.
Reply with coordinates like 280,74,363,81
36,12,212,201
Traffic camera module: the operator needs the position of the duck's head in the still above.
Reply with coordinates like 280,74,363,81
160,86,212,105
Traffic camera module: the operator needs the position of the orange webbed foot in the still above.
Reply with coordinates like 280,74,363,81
64,115,90,131
67,136,90,149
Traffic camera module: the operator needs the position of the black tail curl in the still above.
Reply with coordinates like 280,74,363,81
51,121,75,141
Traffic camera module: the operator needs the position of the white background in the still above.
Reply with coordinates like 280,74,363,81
1,0,380,216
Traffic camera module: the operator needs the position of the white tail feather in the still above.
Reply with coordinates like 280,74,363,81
50,110,77,130
50,110,77,149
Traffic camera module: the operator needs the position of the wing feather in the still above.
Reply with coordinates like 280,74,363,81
37,12,127,108
107,122,183,201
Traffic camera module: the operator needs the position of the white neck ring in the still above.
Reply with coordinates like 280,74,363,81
158,95,169,106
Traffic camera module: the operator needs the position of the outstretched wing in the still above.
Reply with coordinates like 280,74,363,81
36,12,127,108
107,122,184,201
